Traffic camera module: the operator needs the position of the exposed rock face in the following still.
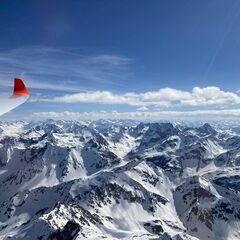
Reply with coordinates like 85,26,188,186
49,221,81,240
0,120,239,239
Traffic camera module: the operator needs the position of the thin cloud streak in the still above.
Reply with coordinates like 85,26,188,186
0,79,88,92
203,1,240,82
0,46,132,91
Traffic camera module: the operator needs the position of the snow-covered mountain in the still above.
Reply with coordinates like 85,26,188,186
0,120,240,240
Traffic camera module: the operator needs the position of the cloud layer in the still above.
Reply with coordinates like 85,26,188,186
33,109,240,120
44,86,240,108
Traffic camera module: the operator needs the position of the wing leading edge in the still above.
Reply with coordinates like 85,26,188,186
0,78,30,116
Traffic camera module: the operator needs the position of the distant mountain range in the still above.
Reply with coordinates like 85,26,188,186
0,120,240,240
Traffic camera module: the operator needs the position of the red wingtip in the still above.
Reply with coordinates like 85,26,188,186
13,78,30,97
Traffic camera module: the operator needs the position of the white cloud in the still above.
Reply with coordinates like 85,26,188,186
183,87,240,106
43,86,240,108
137,106,149,111
33,109,240,120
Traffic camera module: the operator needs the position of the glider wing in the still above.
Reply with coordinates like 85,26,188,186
0,78,30,116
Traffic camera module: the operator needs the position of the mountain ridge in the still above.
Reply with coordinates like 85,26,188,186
0,120,239,240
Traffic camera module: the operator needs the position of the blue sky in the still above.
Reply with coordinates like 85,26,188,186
1,0,240,120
